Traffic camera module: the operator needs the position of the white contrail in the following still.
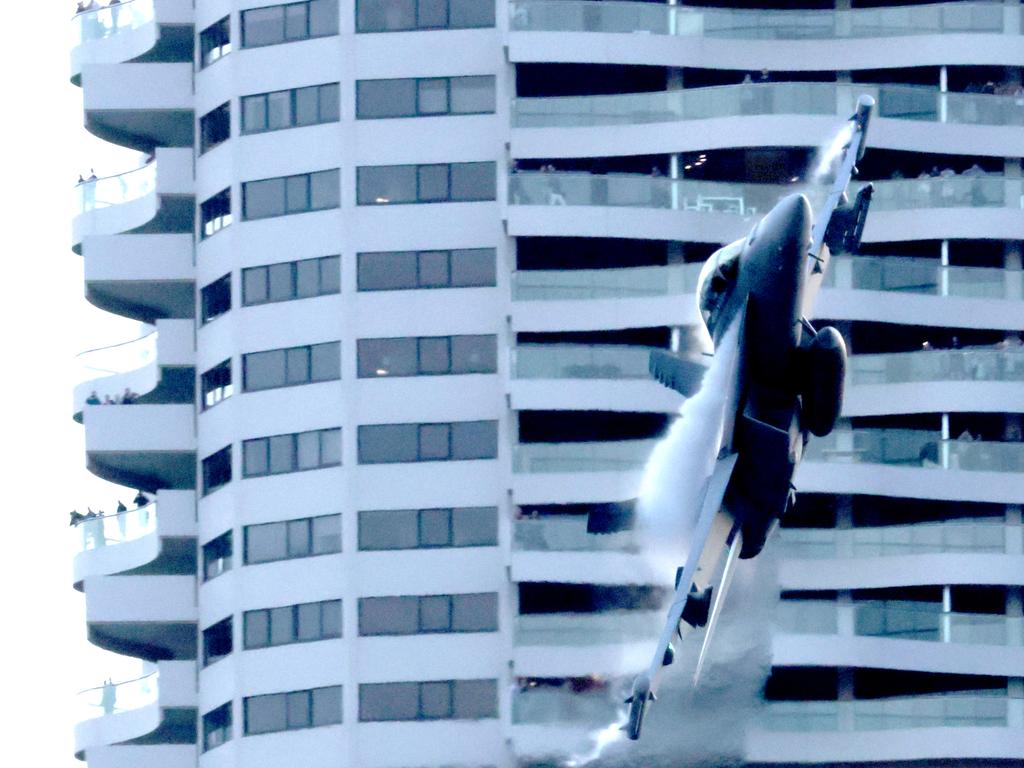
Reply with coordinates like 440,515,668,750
812,121,854,182
563,710,629,768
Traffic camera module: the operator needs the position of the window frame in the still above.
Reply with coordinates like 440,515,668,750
242,428,341,478
357,248,496,291
202,702,232,752
202,616,233,667
356,162,495,206
357,420,497,464
244,685,342,735
199,16,232,69
199,102,231,155
242,342,340,392
241,83,341,135
200,273,232,325
244,599,342,649
357,334,496,378
201,359,234,411
358,592,497,636
357,506,498,551
202,530,233,582
355,0,495,33
241,0,339,48
242,255,340,306
243,513,342,565
243,169,340,220
200,188,233,240
358,679,497,722
202,445,233,496
356,75,495,120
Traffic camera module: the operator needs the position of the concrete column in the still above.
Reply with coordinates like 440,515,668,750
940,412,950,469
835,495,853,559
940,239,949,297
670,153,681,211
939,66,948,123
941,585,952,643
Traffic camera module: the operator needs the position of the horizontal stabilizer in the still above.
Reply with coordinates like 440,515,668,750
649,350,708,397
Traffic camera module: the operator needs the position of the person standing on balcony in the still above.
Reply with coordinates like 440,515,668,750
101,679,116,715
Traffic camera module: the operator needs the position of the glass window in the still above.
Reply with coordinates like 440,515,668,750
420,508,451,547
358,338,416,378
417,78,448,115
200,188,232,239
451,76,495,114
419,595,450,632
203,702,232,751
308,0,339,36
421,681,452,718
200,102,231,154
243,438,269,477
285,347,310,384
357,79,416,119
320,256,340,293
358,251,418,291
244,177,286,219
202,359,233,410
453,679,497,719
294,602,320,640
284,3,308,39
202,446,232,495
203,617,233,666
319,84,340,122
297,430,320,469
320,429,342,467
241,94,267,133
358,509,418,550
451,421,497,460
286,174,310,213
417,0,447,27
357,0,415,32
452,335,496,373
286,518,311,558
245,349,286,391
310,169,340,209
418,337,451,374
452,507,498,546
360,683,419,721
200,17,231,69
312,514,341,553
312,685,342,726
358,165,417,205
451,248,496,287
449,0,494,28
418,164,449,202
203,530,232,581
246,521,286,563
360,596,418,635
295,258,319,298
358,424,418,463
268,262,293,301
418,423,450,460
295,86,319,126
451,162,495,201
246,693,287,734
452,593,497,632
270,605,296,645
267,90,292,130
201,274,232,324
242,6,285,47
322,600,342,637
245,609,269,648
418,251,450,287
287,690,310,728
242,267,269,305
269,434,295,473
311,343,340,381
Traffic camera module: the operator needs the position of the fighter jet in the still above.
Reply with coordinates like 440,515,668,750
623,95,875,741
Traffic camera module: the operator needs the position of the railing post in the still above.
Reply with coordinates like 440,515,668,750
941,585,952,643
939,65,948,124
940,413,950,469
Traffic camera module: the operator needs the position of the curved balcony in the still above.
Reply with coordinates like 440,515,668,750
72,490,196,590
750,695,1023,764
74,319,194,419
75,661,196,761
778,520,1016,560
509,1,1024,71
71,0,194,86
512,516,649,586
512,83,1024,159
85,572,196,659
506,172,1024,244
73,148,194,254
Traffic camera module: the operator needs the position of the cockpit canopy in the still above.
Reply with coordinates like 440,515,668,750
697,239,742,338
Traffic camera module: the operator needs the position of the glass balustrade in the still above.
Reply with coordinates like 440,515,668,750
516,611,662,646
824,256,1019,300
510,1,1009,39
76,162,157,214
72,502,157,554
513,345,657,380
509,172,1021,215
73,0,155,47
805,429,1024,473
849,347,1024,385
512,685,622,725
77,667,159,721
512,263,702,301
513,83,1024,129
76,330,157,387
775,599,840,634
761,693,1007,732
778,521,1008,558
514,516,638,552
513,439,657,473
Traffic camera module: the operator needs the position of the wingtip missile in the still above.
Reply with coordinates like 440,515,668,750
623,673,653,741
851,95,874,163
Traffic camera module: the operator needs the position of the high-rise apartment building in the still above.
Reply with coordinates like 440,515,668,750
70,0,1023,766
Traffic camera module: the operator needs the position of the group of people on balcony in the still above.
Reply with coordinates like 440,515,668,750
70,490,150,549
85,387,141,406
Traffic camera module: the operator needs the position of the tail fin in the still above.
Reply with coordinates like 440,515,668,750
649,350,708,397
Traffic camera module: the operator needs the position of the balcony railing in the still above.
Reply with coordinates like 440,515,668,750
72,501,157,554
806,429,1024,473
77,329,157,384
762,693,1008,732
509,1,1010,39
825,255,1020,300
512,685,621,725
778,520,1010,558
512,345,657,380
516,611,661,646
508,172,1023,215
514,439,657,473
849,347,1024,385
513,263,702,301
77,667,158,721
514,516,638,551
76,162,157,214
73,0,155,47
513,82,1024,129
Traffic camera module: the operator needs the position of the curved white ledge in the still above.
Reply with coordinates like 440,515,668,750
72,490,196,589
781,553,1024,591
72,148,194,252
85,574,197,660
74,661,196,759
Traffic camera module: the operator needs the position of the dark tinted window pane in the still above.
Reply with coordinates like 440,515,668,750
419,595,450,632
358,338,417,378
452,335,496,373
241,95,267,133
245,178,286,219
296,259,320,298
309,0,339,35
243,439,269,476
452,421,497,460
361,683,418,721
452,507,498,546
247,693,287,734
287,518,311,557
418,337,450,374
285,347,310,384
269,434,295,473
310,169,340,209
359,424,418,463
358,0,415,31
312,686,342,726
297,602,321,640
419,423,450,460
312,514,341,553
451,162,495,201
322,600,342,637
451,76,495,114
358,79,416,119
243,6,284,47
319,84,340,122
417,0,446,27
246,521,286,562
450,0,495,27
451,248,496,287
296,430,320,469
287,690,310,727
270,605,296,644
421,681,452,718
418,164,449,202
452,593,498,632
359,165,417,205
286,175,310,213
453,679,497,719
418,78,448,115
268,262,293,301
245,610,269,648
358,251,418,291
245,349,286,391
320,429,342,466
320,256,341,293
200,103,231,154
295,86,320,126
201,274,232,324
284,3,308,39
311,343,340,381
418,250,450,287
359,509,418,550
420,508,451,546
243,267,269,303
361,596,418,635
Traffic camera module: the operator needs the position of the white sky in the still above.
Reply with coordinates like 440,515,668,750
1,4,159,764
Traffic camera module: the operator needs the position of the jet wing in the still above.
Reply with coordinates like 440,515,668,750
648,349,709,398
